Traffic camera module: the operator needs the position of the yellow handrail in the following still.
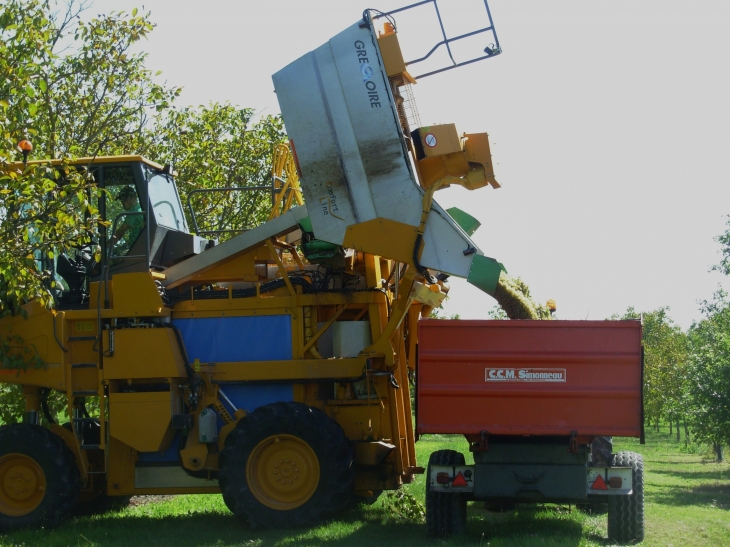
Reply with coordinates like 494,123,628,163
269,144,304,221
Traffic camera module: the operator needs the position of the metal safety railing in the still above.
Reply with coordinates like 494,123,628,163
369,0,501,79
186,144,304,237
186,187,275,237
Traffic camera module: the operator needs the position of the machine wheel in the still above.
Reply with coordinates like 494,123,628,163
0,424,79,530
607,451,644,544
219,402,354,528
426,449,467,537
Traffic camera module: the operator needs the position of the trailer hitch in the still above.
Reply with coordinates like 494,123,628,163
470,430,489,452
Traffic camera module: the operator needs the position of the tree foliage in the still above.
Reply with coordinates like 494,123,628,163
712,215,730,277
686,291,730,457
2,0,180,160
613,307,689,434
1,0,105,316
137,104,286,239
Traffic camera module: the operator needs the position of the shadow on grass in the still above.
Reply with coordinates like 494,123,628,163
650,482,730,510
0,503,591,547
651,467,729,481
465,504,586,547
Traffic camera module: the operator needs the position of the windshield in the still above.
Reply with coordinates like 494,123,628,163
148,174,187,232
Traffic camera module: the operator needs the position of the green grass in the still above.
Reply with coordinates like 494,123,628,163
1,428,729,546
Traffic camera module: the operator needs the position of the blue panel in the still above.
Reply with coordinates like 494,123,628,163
172,315,292,362
138,431,182,463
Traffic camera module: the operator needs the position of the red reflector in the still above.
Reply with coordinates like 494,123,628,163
609,477,622,489
591,475,608,491
436,472,450,485
452,471,468,487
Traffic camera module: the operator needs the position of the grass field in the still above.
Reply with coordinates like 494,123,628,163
1,427,728,547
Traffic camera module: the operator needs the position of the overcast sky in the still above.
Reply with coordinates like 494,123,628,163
90,0,730,329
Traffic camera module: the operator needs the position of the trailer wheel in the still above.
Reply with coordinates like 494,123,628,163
219,402,354,528
607,451,644,544
426,450,467,537
0,424,79,530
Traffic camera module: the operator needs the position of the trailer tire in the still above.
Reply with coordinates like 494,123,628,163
0,424,79,530
607,451,644,544
426,450,467,537
219,402,354,529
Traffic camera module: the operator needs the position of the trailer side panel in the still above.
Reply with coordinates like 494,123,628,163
417,320,642,437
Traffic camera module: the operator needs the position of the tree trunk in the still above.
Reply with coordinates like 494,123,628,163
676,419,680,442
684,419,690,444
714,443,724,463
669,421,673,436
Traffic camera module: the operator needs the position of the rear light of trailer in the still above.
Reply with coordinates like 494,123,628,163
609,477,622,489
436,472,450,485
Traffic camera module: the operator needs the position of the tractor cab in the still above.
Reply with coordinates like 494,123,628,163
50,156,208,308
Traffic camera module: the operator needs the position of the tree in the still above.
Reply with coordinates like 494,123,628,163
1,0,104,317
9,0,179,159
136,104,287,239
613,307,689,438
686,291,730,462
712,215,730,277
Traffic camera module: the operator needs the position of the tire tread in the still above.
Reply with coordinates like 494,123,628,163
0,424,79,530
425,449,467,537
607,450,645,544
219,402,354,529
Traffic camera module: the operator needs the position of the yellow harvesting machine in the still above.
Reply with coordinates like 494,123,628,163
0,1,503,529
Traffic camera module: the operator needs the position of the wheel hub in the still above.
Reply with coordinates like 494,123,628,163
247,435,320,510
0,454,46,516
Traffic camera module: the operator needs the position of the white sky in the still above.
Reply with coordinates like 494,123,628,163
90,0,730,329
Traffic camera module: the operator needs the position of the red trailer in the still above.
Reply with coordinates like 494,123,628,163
417,320,644,544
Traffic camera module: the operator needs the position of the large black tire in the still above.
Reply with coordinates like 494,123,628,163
426,449,467,537
607,451,644,544
218,402,354,529
0,424,79,530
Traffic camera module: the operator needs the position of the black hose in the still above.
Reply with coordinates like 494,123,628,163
40,388,56,425
412,233,437,284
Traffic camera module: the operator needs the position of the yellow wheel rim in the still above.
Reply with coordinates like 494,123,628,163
0,454,46,516
246,434,319,510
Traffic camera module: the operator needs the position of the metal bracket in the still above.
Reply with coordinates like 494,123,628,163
569,430,578,453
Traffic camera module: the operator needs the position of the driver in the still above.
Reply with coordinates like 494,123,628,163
110,186,144,254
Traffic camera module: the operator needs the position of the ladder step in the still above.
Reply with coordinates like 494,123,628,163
72,390,98,396
72,363,97,369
